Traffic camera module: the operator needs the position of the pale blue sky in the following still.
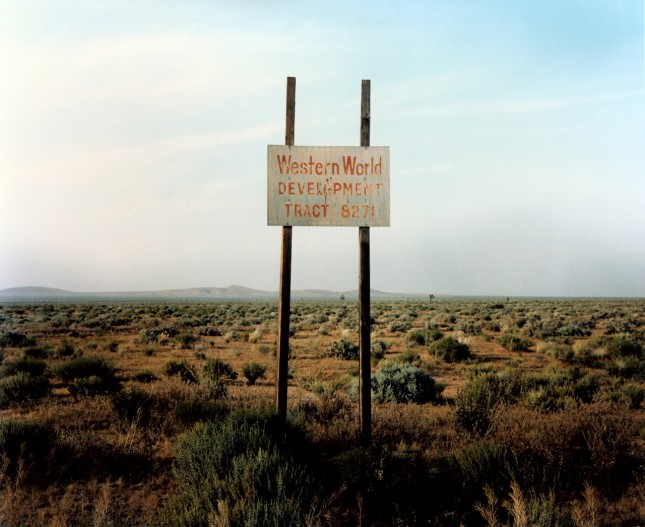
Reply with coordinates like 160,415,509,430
1,1,643,296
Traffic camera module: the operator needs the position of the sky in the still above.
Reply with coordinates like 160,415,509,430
1,1,644,297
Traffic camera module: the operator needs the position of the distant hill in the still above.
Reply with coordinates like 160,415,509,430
0,285,431,302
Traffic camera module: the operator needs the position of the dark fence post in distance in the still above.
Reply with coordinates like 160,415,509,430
276,76,295,423
359,79,372,445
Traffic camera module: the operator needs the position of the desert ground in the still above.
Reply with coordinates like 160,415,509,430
0,299,643,526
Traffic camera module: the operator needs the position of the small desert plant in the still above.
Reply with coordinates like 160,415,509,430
132,369,157,383
498,334,532,352
53,356,115,382
429,336,471,363
406,329,426,347
387,320,411,333
110,387,154,430
164,411,326,527
173,397,230,427
327,339,359,360
371,339,388,360
52,356,120,394
368,362,439,404
202,358,237,382
202,358,237,397
176,332,198,349
0,372,50,407
606,337,642,359
0,332,34,348
454,375,499,435
242,362,267,385
0,419,56,481
55,340,76,357
162,360,198,383
0,358,47,378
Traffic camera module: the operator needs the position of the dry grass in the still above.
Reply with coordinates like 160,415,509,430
0,299,642,525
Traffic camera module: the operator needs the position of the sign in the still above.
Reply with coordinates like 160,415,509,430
267,145,390,227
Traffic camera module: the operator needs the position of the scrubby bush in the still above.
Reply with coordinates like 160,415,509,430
243,362,267,385
454,374,499,435
203,358,237,381
606,337,643,359
0,372,50,407
607,356,645,380
387,320,411,333
429,336,470,363
53,356,115,382
371,339,388,360
457,320,482,335
173,397,230,427
426,328,444,342
55,340,76,357
111,387,154,430
0,332,34,348
0,419,56,481
406,329,426,347
21,345,51,359
162,360,198,383
202,358,237,397
498,333,533,352
163,411,326,527
133,369,158,383
177,332,198,349
0,357,47,377
52,356,120,394
369,362,438,404
327,339,359,360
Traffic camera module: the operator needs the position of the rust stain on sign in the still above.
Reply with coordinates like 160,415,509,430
267,145,390,227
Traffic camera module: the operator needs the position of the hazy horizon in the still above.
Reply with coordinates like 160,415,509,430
1,1,644,297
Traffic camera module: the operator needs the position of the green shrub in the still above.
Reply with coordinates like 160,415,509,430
0,373,50,407
522,385,570,413
243,362,267,385
53,355,115,382
56,340,75,357
498,333,533,352
406,329,426,346
177,332,199,349
371,339,388,360
457,320,482,335
607,356,645,380
162,360,198,383
173,398,230,428
454,375,499,435
618,383,644,409
0,358,47,378
449,441,513,500
327,339,359,360
203,358,237,381
0,332,34,348
164,411,326,527
133,369,158,383
53,356,120,394
22,345,51,359
426,328,444,342
606,337,643,359
370,362,438,404
429,336,470,363
110,387,154,430
0,419,56,481
387,320,411,333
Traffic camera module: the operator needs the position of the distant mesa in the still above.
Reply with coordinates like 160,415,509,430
0,285,430,302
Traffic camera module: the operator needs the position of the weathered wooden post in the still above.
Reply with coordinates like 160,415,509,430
359,79,372,444
276,76,295,422
267,77,389,435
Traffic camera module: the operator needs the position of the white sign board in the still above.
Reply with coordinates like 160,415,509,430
267,145,390,227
